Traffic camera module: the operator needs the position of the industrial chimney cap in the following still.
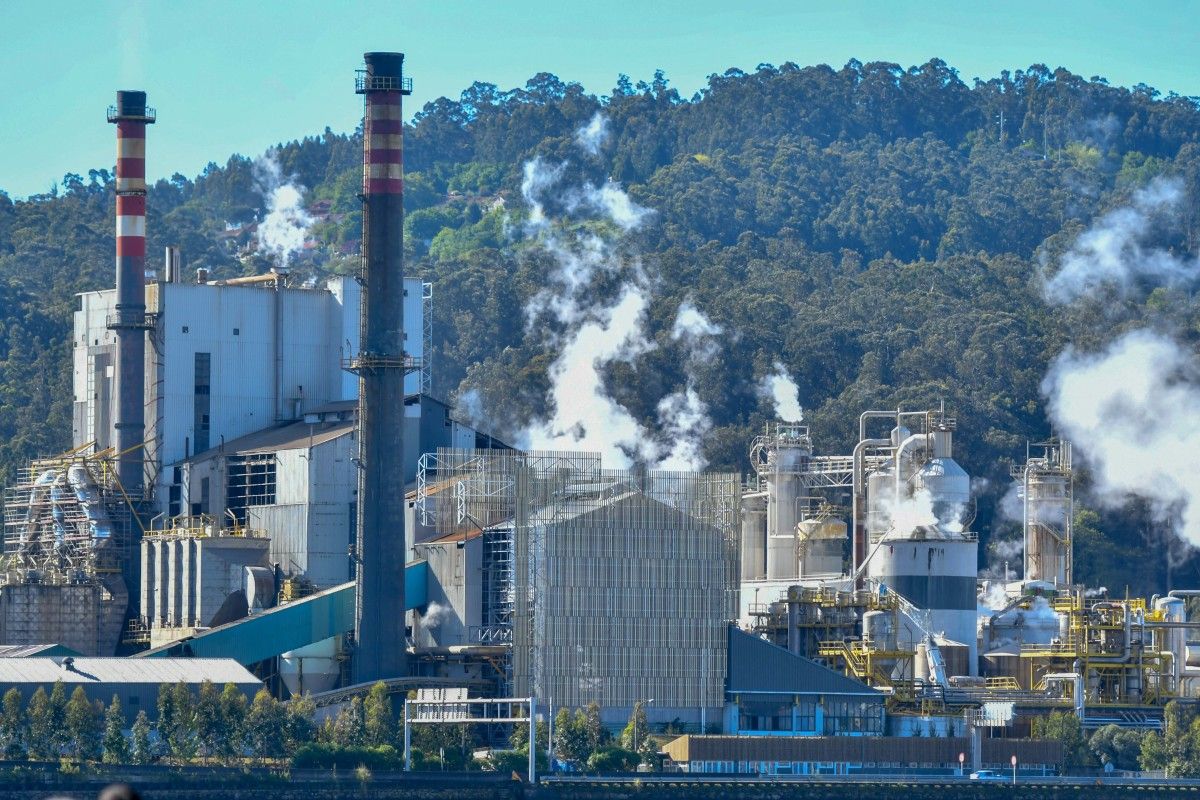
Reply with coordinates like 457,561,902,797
109,90,156,123
363,51,405,78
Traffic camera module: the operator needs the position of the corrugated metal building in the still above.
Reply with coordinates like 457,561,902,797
724,626,884,736
661,735,1062,776
71,274,428,503
0,657,261,721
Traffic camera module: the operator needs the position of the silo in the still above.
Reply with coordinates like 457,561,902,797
754,424,811,581
797,515,846,577
740,492,768,581
870,537,978,676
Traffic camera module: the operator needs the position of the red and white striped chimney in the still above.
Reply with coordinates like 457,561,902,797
107,90,155,493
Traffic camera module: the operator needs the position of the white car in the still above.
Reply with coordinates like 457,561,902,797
969,769,1006,782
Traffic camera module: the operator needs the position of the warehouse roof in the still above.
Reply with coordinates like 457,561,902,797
0,657,261,687
726,626,880,697
190,419,354,460
0,644,81,658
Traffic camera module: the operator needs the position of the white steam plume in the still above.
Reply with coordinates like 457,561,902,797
1044,329,1200,546
759,362,804,422
252,149,314,268
575,113,610,156
1043,177,1193,303
518,121,714,470
655,301,724,471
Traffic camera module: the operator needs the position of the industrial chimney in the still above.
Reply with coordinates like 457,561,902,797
351,52,412,682
107,91,155,493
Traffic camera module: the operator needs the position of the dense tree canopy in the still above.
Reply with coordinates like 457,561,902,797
2,60,1200,594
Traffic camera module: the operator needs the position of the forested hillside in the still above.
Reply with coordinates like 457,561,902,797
2,59,1200,593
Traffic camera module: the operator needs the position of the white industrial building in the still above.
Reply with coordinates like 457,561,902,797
71,267,430,507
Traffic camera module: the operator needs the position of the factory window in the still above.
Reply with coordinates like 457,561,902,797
233,328,240,336
226,454,277,524
182,326,189,333
193,353,211,453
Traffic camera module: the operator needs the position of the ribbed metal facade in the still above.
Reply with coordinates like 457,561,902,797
416,450,739,715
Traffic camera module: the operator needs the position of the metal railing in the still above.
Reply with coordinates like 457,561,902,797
355,74,413,94
107,105,157,123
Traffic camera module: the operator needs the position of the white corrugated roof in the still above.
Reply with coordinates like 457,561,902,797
0,658,261,686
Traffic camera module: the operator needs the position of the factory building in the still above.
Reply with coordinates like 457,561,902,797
0,657,261,723
72,271,431,506
412,449,740,727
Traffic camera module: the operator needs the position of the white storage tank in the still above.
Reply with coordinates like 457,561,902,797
740,492,768,581
868,537,979,676
281,635,343,696
912,458,970,528
797,516,846,577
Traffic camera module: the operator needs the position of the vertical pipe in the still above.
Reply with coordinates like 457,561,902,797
108,91,154,493
353,52,410,683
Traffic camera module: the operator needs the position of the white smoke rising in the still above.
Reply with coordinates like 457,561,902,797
671,300,722,360
419,601,450,632
575,113,610,156
518,123,713,470
1044,329,1200,546
252,149,314,268
759,362,804,422
1043,177,1193,303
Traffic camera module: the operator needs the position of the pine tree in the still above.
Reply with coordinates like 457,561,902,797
130,711,152,765
218,682,248,760
48,681,68,756
363,681,393,747
0,688,25,759
64,686,101,761
155,683,176,759
26,686,52,759
101,695,129,764
244,688,286,759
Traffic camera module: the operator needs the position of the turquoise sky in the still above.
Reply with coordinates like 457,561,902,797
2,0,1198,198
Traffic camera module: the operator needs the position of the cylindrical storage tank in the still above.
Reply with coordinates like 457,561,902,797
914,639,929,683
1155,597,1186,682
798,517,847,577
936,638,970,679
740,492,768,580
281,635,343,696
866,469,895,542
868,537,980,675
912,458,971,528
981,650,1021,684
863,610,897,651
766,439,808,580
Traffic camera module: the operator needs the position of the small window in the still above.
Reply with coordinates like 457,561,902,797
182,326,189,333
93,339,98,345
233,328,240,335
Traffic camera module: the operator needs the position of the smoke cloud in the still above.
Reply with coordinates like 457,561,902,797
1043,177,1193,303
759,362,804,422
252,149,314,268
1044,329,1200,546
575,113,610,157
517,120,714,470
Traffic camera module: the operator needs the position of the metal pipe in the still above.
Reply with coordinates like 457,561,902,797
851,437,889,578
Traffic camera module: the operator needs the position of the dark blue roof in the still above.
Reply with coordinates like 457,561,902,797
726,626,881,697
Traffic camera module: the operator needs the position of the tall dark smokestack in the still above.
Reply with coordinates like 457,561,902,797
107,91,155,493
352,52,411,682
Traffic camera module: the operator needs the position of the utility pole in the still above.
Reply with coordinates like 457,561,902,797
996,109,1006,143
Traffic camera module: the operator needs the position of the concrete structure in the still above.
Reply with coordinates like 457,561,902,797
107,90,155,495
140,528,273,648
0,657,260,722
73,273,428,511
352,50,413,684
